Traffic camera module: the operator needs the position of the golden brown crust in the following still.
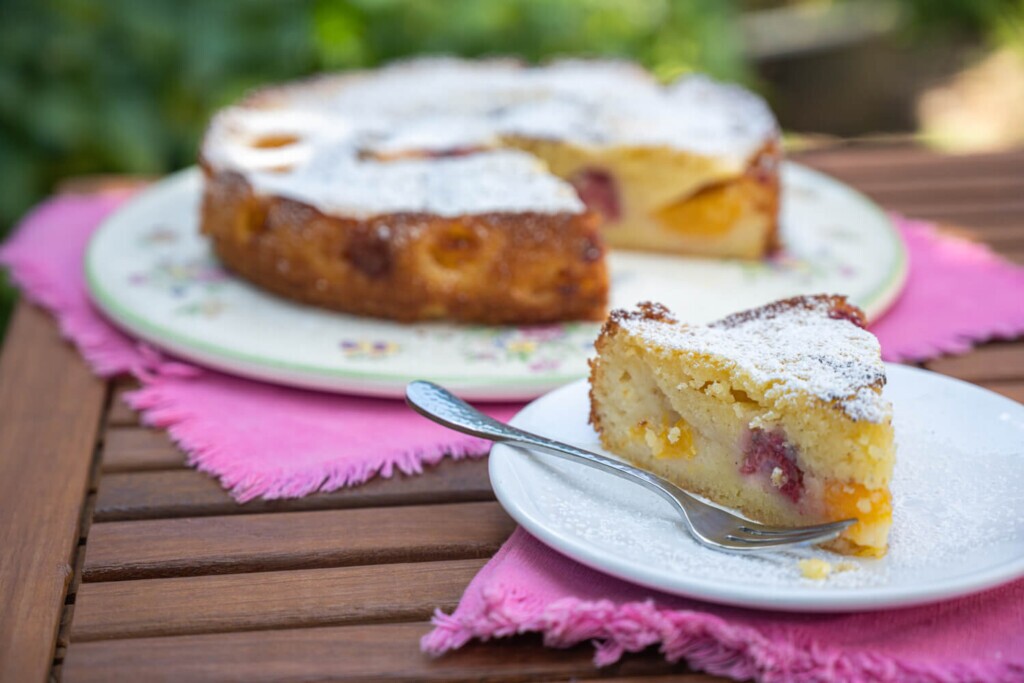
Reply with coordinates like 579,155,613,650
200,167,609,324
590,296,883,422
711,294,867,330
751,139,782,254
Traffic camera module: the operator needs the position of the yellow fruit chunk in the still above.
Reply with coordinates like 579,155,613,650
825,481,892,539
655,182,745,236
798,558,833,580
634,418,697,460
430,223,480,269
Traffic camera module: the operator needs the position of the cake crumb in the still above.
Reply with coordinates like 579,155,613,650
798,558,833,580
770,466,788,488
667,426,682,444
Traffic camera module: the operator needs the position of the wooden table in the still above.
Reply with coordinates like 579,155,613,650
1,145,1022,682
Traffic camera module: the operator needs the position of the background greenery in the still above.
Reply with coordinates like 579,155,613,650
0,0,1020,333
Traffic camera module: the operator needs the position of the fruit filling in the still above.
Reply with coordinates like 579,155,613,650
740,428,804,503
825,481,892,533
655,181,743,236
630,418,696,460
569,168,620,221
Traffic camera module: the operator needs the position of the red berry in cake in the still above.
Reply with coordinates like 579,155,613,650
740,428,804,503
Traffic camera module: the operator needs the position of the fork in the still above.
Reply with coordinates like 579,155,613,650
406,381,856,553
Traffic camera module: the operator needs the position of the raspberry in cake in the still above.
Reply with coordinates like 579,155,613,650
588,296,896,556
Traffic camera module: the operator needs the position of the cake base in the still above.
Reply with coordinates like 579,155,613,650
200,169,609,324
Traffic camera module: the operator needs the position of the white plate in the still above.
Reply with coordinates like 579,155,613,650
489,365,1024,612
86,162,906,401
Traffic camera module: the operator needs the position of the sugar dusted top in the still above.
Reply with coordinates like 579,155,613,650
611,296,890,423
202,57,778,219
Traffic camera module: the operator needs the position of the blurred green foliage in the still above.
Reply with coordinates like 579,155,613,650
899,0,1024,44
0,0,746,239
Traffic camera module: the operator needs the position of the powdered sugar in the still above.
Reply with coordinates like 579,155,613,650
251,149,585,218
202,57,777,218
617,297,890,423
488,368,1024,605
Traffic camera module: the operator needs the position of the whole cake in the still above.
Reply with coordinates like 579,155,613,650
588,296,896,556
200,58,781,323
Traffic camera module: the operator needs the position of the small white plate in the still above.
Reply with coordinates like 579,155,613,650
489,365,1024,612
86,162,906,401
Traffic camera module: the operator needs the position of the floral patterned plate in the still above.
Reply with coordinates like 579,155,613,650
85,163,906,401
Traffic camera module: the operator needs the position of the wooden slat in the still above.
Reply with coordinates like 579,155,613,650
82,502,514,581
0,304,106,682
981,381,1024,405
1002,249,1024,265
94,458,494,522
927,212,1024,230
851,176,1024,205
101,427,185,472
62,621,712,682
851,178,1024,209
873,200,1024,223
794,146,1024,178
106,381,140,427
72,558,487,641
925,343,1024,383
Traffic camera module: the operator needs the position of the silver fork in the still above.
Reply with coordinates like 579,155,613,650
406,381,855,553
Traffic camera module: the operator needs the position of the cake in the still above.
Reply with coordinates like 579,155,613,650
199,58,780,323
588,296,895,556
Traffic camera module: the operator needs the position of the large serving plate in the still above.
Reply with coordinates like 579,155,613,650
489,366,1024,612
86,162,906,400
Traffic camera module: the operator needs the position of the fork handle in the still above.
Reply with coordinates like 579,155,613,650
405,381,686,508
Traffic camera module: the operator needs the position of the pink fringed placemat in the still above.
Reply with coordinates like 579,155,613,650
424,528,1024,682
1,193,1023,503
0,192,518,502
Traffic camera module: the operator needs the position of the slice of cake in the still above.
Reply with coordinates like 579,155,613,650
588,296,895,556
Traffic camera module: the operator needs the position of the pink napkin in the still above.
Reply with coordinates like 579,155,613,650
424,528,1024,681
0,192,518,501
1,192,1023,504
871,216,1024,361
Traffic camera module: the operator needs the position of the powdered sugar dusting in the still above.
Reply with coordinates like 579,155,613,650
491,368,1024,603
252,149,585,218
202,57,777,218
618,297,890,423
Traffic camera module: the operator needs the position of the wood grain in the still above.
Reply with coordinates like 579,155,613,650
1002,249,1024,265
62,621,711,682
83,502,515,581
106,380,140,427
94,458,494,522
101,427,185,472
981,381,1024,405
794,146,1024,179
72,559,487,641
0,305,106,682
924,344,1024,383
850,176,1024,204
